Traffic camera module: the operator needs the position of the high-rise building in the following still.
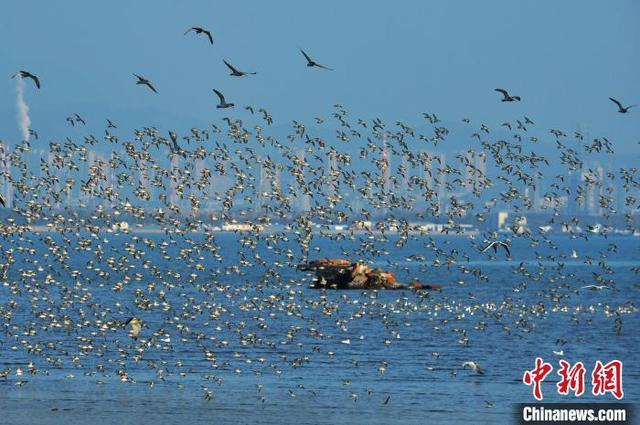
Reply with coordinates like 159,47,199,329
295,149,310,212
586,165,604,216
169,154,180,207
566,170,580,215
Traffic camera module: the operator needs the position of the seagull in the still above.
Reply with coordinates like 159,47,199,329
481,240,511,257
133,74,158,93
300,49,333,70
213,89,234,108
125,317,142,340
184,26,213,44
495,88,521,102
223,60,256,77
12,70,41,88
609,97,635,114
462,361,485,375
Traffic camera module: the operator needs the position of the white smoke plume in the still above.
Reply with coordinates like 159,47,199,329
16,77,31,142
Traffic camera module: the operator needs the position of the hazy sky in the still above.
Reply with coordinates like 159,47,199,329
1,0,638,152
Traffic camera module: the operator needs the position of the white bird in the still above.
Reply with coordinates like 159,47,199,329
462,361,485,375
581,285,609,291
481,241,511,257
125,317,142,340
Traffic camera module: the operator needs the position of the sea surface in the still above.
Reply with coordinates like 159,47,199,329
0,233,638,424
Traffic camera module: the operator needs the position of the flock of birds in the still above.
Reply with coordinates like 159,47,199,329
0,24,638,413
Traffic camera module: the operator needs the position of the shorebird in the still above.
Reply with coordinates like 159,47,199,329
125,317,142,340
213,89,234,108
184,26,213,44
12,70,40,88
495,88,520,102
609,97,635,113
581,285,610,291
300,49,333,70
481,240,511,257
133,74,158,93
223,60,256,77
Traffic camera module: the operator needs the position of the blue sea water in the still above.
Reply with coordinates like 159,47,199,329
0,233,638,424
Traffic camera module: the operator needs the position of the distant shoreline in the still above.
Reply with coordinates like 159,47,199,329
9,224,479,237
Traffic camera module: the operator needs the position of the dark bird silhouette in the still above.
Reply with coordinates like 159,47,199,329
168,130,186,158
73,114,86,125
223,60,256,77
133,74,158,93
184,26,213,44
12,70,41,88
609,97,635,113
106,119,117,129
213,89,234,108
300,49,333,70
495,88,520,102
0,194,5,208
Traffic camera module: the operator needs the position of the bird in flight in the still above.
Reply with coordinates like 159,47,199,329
184,26,213,44
125,317,142,340
462,361,485,375
133,74,158,93
12,70,41,88
213,89,234,108
300,49,333,70
73,113,86,125
66,114,85,126
168,130,186,158
609,97,635,113
223,60,256,77
495,88,520,102
0,194,5,207
581,285,610,291
481,240,511,257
